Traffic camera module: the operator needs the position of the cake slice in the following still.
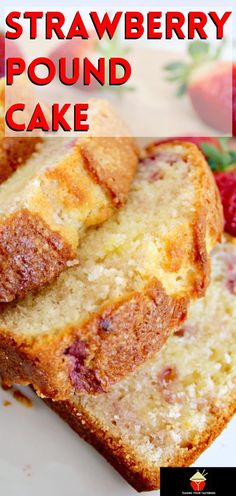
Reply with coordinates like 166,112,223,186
0,78,42,183
0,99,138,302
48,236,236,492
0,142,222,399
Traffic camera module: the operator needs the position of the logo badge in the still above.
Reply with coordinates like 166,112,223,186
160,466,233,495
189,470,207,492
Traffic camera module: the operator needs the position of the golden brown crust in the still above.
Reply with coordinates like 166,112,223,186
190,143,223,296
64,281,187,393
80,137,139,206
44,137,138,229
0,136,42,184
0,336,56,396
146,141,223,298
0,279,188,398
0,209,74,303
46,399,236,492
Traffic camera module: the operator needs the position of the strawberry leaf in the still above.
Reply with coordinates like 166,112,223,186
166,74,184,82
164,61,187,71
176,83,188,97
188,41,210,59
229,150,236,162
201,143,226,169
219,137,230,152
207,157,222,172
201,140,236,172
165,39,226,98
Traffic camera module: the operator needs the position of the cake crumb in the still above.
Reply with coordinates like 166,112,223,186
1,381,33,408
13,390,33,408
1,382,12,391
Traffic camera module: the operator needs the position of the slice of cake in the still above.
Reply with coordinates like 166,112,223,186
48,236,236,491
0,99,138,302
0,142,222,399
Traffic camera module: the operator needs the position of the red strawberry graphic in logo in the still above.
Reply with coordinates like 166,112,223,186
190,470,207,492
190,480,206,491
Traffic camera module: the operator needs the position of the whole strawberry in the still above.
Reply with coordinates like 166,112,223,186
232,65,236,136
200,138,236,237
215,170,236,237
165,41,236,136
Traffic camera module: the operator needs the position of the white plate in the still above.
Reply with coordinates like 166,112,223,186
0,385,235,495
